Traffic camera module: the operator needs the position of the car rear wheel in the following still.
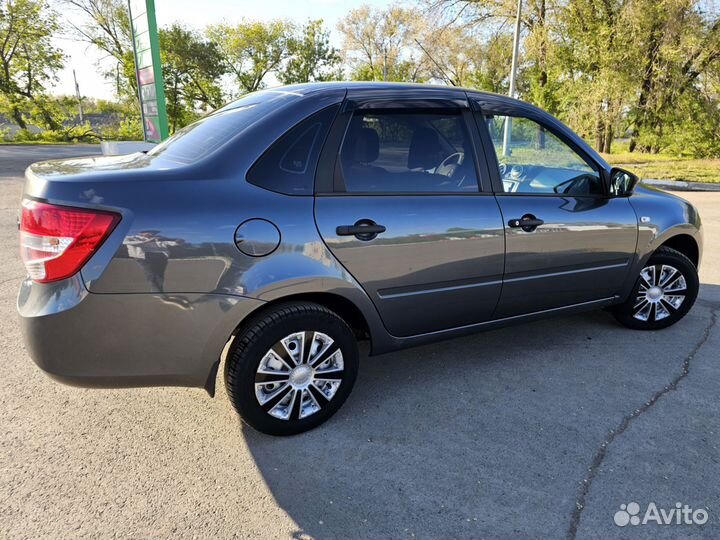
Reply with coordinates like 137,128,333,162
225,302,359,436
612,246,699,330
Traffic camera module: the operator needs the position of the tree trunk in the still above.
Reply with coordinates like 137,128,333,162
538,0,547,90
595,111,605,152
629,18,662,153
603,119,613,154
37,105,61,131
171,75,179,134
11,106,27,130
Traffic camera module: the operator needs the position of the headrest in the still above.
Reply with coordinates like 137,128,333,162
347,127,380,163
408,127,443,170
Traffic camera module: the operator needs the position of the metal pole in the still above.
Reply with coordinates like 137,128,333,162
503,0,522,156
383,46,388,81
73,69,83,123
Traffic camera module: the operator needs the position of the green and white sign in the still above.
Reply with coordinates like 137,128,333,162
128,0,168,142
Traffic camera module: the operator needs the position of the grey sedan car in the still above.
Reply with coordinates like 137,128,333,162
18,83,702,435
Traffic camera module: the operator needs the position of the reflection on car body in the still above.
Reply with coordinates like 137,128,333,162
18,83,702,435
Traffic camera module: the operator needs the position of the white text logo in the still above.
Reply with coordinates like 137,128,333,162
614,502,708,527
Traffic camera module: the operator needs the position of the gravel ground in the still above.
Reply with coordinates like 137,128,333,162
0,145,718,540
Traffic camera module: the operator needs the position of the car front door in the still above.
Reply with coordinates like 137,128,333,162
314,92,505,337
474,101,638,318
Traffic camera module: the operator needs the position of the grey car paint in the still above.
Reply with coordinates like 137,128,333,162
314,195,506,336
619,183,703,300
17,82,703,396
490,195,639,318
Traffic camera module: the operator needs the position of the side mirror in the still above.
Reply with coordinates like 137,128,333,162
609,167,639,197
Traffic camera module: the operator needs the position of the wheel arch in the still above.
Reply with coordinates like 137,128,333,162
658,234,699,268
205,292,374,397
618,228,701,306
248,292,372,340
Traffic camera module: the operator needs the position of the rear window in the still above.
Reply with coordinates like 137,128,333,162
247,104,340,195
148,90,302,164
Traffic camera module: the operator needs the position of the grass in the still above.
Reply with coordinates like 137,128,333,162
497,136,719,183
602,152,720,184
0,140,93,146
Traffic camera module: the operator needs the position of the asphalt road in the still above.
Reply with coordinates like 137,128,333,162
1,145,718,539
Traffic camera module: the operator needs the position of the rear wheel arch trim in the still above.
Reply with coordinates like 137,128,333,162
205,292,376,397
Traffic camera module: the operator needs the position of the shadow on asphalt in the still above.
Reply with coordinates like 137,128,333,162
241,286,719,539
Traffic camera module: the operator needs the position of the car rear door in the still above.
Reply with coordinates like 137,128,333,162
472,97,638,318
314,89,505,337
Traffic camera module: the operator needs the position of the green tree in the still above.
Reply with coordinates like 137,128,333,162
62,0,135,100
427,0,720,157
337,4,429,82
624,0,720,153
417,17,512,89
556,0,634,152
468,32,514,93
426,0,556,109
278,19,341,84
0,0,64,129
207,19,293,93
160,24,226,132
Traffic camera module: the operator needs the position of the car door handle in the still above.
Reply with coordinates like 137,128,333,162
336,220,386,240
508,215,544,232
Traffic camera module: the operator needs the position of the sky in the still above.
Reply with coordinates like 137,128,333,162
52,0,396,100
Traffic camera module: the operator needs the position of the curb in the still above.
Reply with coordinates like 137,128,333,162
642,179,720,192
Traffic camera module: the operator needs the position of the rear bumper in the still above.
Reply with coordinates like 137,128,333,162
18,275,264,392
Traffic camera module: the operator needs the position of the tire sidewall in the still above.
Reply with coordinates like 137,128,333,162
227,306,359,436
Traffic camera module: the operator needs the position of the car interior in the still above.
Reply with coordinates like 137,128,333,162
498,162,604,195
486,114,604,196
339,112,478,193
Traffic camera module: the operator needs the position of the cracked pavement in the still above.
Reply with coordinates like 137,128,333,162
0,145,718,539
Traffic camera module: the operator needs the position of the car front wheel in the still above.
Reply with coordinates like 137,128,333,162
612,246,699,330
225,302,359,436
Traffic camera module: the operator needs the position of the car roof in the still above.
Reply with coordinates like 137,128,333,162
268,81,516,102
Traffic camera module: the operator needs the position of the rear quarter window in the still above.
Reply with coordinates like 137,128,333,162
247,104,340,195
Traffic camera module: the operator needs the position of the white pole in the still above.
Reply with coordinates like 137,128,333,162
502,0,522,156
73,69,84,123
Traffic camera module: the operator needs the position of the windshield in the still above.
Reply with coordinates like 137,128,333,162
148,89,303,164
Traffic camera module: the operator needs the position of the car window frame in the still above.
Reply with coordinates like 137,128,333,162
246,103,341,196
471,99,611,198
315,97,492,196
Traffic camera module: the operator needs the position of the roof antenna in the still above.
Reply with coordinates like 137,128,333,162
414,39,456,86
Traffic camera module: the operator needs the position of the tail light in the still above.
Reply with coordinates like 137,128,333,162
19,199,120,283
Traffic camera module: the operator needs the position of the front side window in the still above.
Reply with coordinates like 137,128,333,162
338,110,479,193
485,115,603,196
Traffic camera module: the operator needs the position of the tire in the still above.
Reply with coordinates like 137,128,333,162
612,246,699,330
224,302,359,436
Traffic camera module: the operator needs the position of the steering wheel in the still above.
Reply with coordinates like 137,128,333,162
436,152,466,187
437,152,464,171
